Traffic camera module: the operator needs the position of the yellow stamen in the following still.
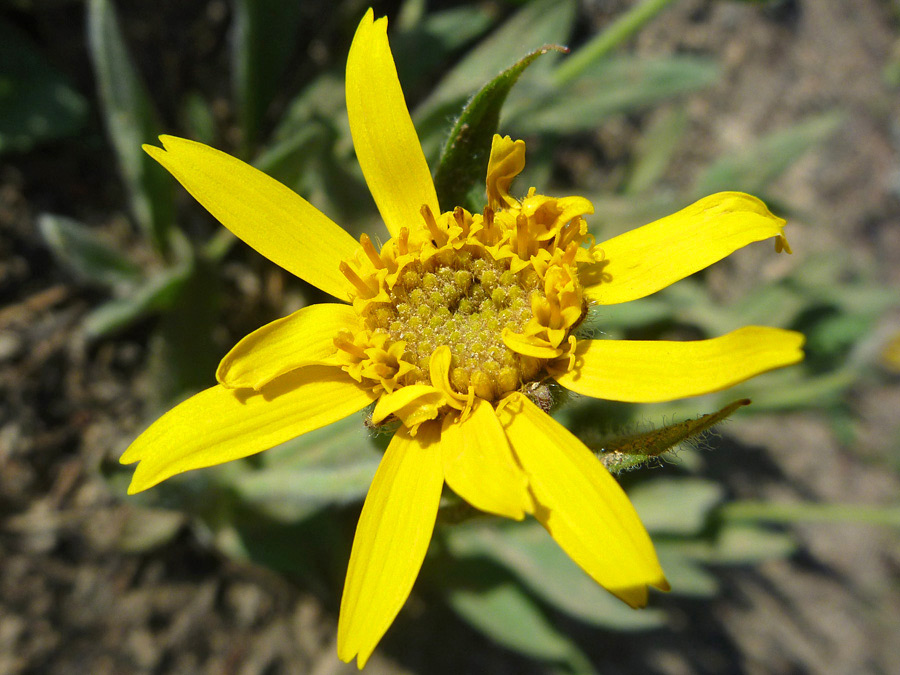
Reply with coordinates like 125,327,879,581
340,261,376,297
360,233,385,269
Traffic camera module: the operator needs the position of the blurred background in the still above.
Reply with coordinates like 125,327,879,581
2,0,899,673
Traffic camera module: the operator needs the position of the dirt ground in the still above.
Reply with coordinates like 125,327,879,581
2,1,899,673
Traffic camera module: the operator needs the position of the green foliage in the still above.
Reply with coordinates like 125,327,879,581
597,399,751,474
446,580,592,670
629,478,724,535
82,260,190,339
445,522,667,630
434,46,561,212
417,0,575,116
231,0,305,153
693,111,845,197
0,18,87,154
553,0,679,85
38,214,142,287
509,55,719,134
87,0,173,253
232,416,380,522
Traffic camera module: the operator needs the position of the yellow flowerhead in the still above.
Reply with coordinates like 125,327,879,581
123,8,804,668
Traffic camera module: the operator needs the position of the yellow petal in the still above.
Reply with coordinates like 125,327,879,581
552,327,805,403
583,192,789,305
338,421,444,667
486,135,526,209
499,393,667,606
346,9,439,237
441,400,531,520
371,383,445,428
144,136,357,301
216,303,359,390
121,367,376,493
502,329,561,359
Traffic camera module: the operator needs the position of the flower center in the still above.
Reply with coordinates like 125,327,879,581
334,186,596,418
363,250,545,399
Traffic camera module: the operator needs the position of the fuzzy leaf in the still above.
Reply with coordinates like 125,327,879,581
623,106,688,195
447,582,579,662
655,545,719,598
598,399,751,473
434,46,562,212
509,55,719,135
231,416,380,522
391,5,494,97
446,522,667,630
417,0,575,115
629,478,724,535
83,264,190,338
87,0,173,252
38,213,141,287
553,0,679,85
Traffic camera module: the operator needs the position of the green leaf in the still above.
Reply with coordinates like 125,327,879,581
83,263,190,338
0,18,88,154
623,106,688,195
597,399,751,474
446,521,667,631
269,73,346,145
447,581,580,663
721,500,900,529
180,92,217,146
149,253,223,401
87,0,173,253
693,111,845,197
231,416,380,522
434,46,562,212
717,366,856,413
553,0,679,85
629,478,724,535
259,413,379,468
416,0,575,117
509,56,719,135
232,0,305,153
391,5,495,98
38,213,141,287
655,545,720,598
253,119,327,185
705,524,798,564
234,459,379,522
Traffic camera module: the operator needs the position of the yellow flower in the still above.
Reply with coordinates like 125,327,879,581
122,9,804,668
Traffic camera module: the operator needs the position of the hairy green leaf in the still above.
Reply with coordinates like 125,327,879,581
598,399,751,473
629,478,724,535
446,522,666,630
447,582,581,663
434,46,562,212
509,56,719,134
83,264,190,338
87,0,173,252
38,213,141,287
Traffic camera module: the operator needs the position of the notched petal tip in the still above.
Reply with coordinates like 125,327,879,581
141,141,163,156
